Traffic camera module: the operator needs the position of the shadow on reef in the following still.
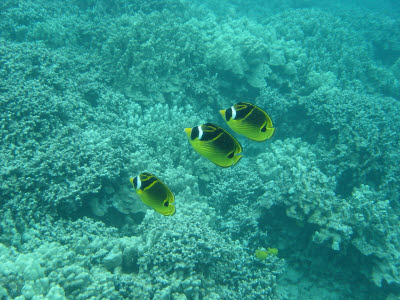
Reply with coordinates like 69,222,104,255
57,196,145,231
274,104,333,145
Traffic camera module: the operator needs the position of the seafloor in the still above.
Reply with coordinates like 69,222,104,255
1,0,400,299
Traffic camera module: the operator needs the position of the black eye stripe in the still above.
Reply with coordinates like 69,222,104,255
133,177,138,189
226,108,232,121
191,126,199,140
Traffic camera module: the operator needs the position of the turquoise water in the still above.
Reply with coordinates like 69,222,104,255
1,0,399,299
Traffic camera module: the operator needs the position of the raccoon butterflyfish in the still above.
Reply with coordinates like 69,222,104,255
220,102,275,141
184,123,243,168
255,248,278,260
129,172,175,216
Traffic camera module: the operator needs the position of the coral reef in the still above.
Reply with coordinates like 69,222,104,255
1,0,399,299
0,205,284,299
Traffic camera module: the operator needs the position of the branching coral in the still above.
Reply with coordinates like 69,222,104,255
133,203,284,299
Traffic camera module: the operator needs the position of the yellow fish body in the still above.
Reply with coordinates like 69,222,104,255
129,172,175,216
255,248,278,260
184,123,243,167
220,102,275,141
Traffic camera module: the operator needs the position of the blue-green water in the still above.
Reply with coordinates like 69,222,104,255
1,0,399,299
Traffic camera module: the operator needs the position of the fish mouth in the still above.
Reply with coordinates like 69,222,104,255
219,110,226,118
184,128,192,137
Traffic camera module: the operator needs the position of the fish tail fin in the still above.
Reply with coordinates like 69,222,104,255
266,128,276,139
232,155,243,166
155,204,176,216
167,204,176,216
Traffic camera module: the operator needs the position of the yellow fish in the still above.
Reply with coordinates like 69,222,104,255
255,248,278,260
184,123,243,167
220,102,275,141
129,172,175,216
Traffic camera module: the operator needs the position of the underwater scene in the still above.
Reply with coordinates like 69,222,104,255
1,0,400,299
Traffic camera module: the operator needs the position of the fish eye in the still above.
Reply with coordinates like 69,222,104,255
228,151,234,159
164,201,169,207
261,125,267,132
